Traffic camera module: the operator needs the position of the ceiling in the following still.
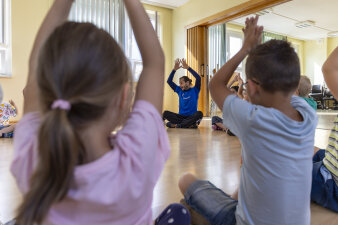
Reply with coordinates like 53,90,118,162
231,0,338,40
141,0,190,9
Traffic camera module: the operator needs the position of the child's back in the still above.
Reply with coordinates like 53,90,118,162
12,100,169,224
208,18,318,225
10,0,169,225
224,95,317,224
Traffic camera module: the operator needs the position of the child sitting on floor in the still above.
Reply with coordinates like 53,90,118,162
179,16,317,225
296,75,317,111
163,58,203,129
10,0,190,225
211,74,244,136
0,100,18,138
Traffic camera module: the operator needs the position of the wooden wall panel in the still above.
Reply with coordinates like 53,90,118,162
187,26,208,115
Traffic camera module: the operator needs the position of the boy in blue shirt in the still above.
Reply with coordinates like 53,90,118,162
178,16,317,225
163,58,203,128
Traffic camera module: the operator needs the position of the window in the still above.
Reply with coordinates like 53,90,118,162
226,30,243,74
69,0,161,81
262,31,287,43
125,10,160,81
0,0,11,77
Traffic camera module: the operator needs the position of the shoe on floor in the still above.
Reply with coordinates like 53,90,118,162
166,122,176,128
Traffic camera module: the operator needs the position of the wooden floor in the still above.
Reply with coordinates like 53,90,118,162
1,112,338,224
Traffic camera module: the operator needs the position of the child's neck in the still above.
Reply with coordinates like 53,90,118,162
79,124,113,163
259,92,303,122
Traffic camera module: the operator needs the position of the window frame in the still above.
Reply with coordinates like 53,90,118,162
0,0,12,77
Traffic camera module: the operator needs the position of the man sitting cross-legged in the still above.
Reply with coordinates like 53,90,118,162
163,58,203,128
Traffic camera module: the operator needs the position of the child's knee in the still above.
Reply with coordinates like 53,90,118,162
178,173,198,195
196,111,203,119
162,110,170,119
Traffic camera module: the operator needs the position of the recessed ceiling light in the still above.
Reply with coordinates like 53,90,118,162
328,31,338,37
295,20,315,28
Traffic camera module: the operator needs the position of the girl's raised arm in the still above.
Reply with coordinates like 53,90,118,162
123,0,165,113
23,0,74,114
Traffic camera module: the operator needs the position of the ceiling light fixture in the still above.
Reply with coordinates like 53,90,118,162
256,8,273,16
295,20,315,28
328,31,338,37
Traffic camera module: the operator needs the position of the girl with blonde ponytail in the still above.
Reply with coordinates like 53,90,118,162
10,0,190,224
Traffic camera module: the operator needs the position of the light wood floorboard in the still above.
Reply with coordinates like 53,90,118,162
0,114,337,224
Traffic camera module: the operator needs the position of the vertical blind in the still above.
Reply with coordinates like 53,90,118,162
208,23,226,77
69,0,125,44
69,0,159,81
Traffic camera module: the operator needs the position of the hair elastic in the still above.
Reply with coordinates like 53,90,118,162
51,99,71,111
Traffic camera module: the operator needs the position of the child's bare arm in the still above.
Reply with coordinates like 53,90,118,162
124,0,165,113
322,47,338,99
23,0,74,115
209,16,263,110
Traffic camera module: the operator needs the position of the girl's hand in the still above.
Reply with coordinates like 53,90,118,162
242,15,263,53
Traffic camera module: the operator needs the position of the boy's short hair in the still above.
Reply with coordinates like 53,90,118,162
298,75,312,97
246,40,300,94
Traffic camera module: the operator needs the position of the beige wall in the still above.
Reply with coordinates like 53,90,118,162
0,0,50,120
304,39,327,85
287,37,305,74
327,36,338,56
303,37,338,86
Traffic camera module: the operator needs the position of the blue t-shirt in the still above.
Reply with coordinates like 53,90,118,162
167,68,201,116
175,86,199,116
223,95,317,225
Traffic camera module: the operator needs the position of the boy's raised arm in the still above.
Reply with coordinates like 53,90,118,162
124,0,165,113
24,0,74,114
322,47,338,99
209,16,263,110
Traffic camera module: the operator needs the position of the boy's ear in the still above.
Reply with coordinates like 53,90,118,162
247,79,259,98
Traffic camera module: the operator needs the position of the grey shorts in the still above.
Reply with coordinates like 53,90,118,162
184,180,238,225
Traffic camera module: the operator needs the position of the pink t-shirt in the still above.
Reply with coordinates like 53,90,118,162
11,100,170,225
